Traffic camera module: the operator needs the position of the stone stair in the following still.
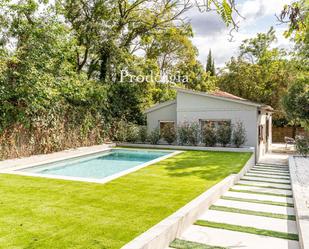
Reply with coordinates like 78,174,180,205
169,163,300,249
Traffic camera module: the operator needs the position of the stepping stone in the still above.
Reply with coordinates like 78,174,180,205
179,225,300,249
249,169,290,176
252,166,289,172
242,176,291,184
238,180,292,189
246,172,290,179
224,191,294,204
199,210,298,234
214,198,295,216
232,185,293,196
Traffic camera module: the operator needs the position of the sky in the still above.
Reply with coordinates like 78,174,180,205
186,0,294,68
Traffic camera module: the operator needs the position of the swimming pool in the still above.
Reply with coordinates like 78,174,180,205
9,148,178,183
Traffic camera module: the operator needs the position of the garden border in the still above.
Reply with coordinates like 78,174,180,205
117,143,255,153
121,151,255,249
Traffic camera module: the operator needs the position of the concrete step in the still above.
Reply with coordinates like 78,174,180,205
199,210,298,234
224,191,294,204
246,172,290,179
179,225,300,249
232,185,293,196
242,176,291,184
238,180,292,189
249,169,290,176
252,166,289,172
214,198,295,216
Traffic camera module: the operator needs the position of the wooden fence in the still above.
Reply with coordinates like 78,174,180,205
272,127,308,143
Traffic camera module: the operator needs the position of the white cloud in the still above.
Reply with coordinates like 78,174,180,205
187,0,294,68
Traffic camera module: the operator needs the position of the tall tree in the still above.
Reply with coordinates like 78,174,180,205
206,49,215,76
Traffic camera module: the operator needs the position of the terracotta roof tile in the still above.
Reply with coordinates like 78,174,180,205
210,90,246,100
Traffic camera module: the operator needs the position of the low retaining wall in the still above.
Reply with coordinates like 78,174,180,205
121,153,255,249
117,143,255,153
289,156,309,249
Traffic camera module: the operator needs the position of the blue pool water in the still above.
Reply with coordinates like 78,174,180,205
20,149,171,179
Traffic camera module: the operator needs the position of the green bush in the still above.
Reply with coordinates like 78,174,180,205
296,136,309,157
161,124,176,144
139,126,148,143
217,124,232,147
203,125,217,147
232,121,247,148
177,122,199,146
187,123,199,146
126,124,140,143
149,128,160,145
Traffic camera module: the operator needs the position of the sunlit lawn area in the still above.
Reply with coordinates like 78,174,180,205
0,150,251,249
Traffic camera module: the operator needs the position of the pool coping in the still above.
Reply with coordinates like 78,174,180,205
0,145,183,184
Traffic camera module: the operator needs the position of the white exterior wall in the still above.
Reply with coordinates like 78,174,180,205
146,103,177,132
257,110,272,160
176,92,258,148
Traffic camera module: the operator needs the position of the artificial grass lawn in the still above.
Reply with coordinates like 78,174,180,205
0,150,251,249
170,239,226,249
195,220,299,241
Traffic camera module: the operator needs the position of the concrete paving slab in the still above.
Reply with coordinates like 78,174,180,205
252,166,289,172
180,225,300,249
224,191,294,204
249,169,290,176
199,210,298,234
214,198,295,216
246,173,290,179
238,180,292,189
242,176,291,184
232,185,293,196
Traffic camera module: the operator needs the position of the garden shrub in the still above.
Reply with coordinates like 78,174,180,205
202,125,217,147
217,124,232,147
296,136,309,157
177,122,199,145
139,126,148,143
161,123,176,144
232,121,247,148
187,123,199,146
126,124,140,142
149,128,160,145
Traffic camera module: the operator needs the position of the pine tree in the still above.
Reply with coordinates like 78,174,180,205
206,49,212,73
211,58,216,76
206,49,216,76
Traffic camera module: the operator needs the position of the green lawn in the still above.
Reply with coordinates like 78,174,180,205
0,150,251,249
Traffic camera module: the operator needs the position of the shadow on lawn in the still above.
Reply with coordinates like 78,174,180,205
162,152,241,181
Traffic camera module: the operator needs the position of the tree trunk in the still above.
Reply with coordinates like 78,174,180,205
99,48,109,82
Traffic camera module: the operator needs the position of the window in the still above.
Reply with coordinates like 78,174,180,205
200,120,231,130
259,125,264,143
159,121,175,134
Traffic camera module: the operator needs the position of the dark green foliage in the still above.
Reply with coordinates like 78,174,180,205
139,126,148,143
203,125,217,147
206,49,216,76
295,136,309,156
149,128,161,145
232,121,247,147
161,124,176,144
217,124,232,147
282,77,309,129
177,122,199,146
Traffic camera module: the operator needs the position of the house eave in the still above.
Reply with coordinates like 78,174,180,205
144,100,176,114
